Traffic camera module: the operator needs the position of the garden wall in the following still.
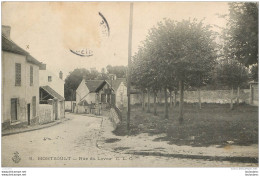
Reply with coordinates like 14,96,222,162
38,104,54,124
183,89,250,104
133,89,251,105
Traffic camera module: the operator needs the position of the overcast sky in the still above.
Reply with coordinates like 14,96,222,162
2,2,229,78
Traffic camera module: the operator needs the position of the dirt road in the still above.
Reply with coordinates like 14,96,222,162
2,113,257,167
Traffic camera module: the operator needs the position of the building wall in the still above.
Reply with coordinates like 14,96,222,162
25,62,40,123
39,69,64,97
116,82,127,108
76,79,89,104
38,104,54,124
2,51,40,127
86,93,96,104
76,80,97,104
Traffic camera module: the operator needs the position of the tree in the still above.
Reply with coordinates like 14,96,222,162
225,2,258,67
144,19,218,123
106,65,127,78
132,46,155,113
215,59,249,109
250,64,258,82
98,67,109,80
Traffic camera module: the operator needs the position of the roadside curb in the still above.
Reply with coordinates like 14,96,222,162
127,151,259,164
2,118,70,137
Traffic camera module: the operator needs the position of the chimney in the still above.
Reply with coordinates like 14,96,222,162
59,71,63,80
39,63,46,70
2,25,11,39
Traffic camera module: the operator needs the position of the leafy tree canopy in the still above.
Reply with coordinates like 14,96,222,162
224,2,258,66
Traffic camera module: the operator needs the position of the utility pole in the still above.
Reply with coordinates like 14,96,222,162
127,2,133,132
70,89,73,112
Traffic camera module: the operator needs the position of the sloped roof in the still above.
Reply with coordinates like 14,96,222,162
2,34,42,66
106,78,126,91
84,78,126,93
85,80,106,93
40,86,65,101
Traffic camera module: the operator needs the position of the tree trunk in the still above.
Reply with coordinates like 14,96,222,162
230,86,234,110
164,88,169,119
153,92,157,115
170,91,173,108
142,91,145,111
147,89,151,113
198,87,201,110
157,90,161,105
174,91,177,107
237,86,240,105
179,80,184,123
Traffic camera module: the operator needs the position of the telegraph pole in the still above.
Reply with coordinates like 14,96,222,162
127,2,133,132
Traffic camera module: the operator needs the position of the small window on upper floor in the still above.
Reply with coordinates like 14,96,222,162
48,76,52,82
15,63,21,86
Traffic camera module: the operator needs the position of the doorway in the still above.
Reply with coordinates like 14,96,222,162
27,104,30,125
11,98,18,121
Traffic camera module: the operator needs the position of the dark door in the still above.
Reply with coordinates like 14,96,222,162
11,98,18,121
27,104,30,125
101,94,106,103
32,96,36,117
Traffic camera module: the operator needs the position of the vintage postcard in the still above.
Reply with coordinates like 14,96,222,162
1,2,258,169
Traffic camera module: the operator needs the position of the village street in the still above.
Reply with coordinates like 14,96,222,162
2,113,257,167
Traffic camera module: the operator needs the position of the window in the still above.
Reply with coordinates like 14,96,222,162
30,66,33,86
32,96,36,117
48,76,52,82
15,63,21,86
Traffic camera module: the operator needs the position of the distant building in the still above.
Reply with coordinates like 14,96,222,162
39,66,65,119
107,78,127,108
76,79,109,106
2,25,43,129
76,76,127,108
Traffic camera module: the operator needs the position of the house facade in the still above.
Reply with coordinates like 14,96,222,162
2,26,43,129
75,77,128,113
109,78,127,108
39,68,64,97
76,79,107,105
39,66,65,120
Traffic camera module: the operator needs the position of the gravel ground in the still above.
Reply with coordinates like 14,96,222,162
2,113,258,167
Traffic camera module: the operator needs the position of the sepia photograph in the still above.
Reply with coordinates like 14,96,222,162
1,1,258,170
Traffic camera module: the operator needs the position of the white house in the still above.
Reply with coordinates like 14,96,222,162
39,68,64,97
107,78,127,108
76,76,127,108
76,79,107,105
39,65,65,120
2,25,43,129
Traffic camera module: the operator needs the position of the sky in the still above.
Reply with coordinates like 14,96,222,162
2,2,229,78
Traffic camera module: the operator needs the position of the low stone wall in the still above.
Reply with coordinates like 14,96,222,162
109,107,121,130
183,89,250,104
133,89,251,105
38,104,54,124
